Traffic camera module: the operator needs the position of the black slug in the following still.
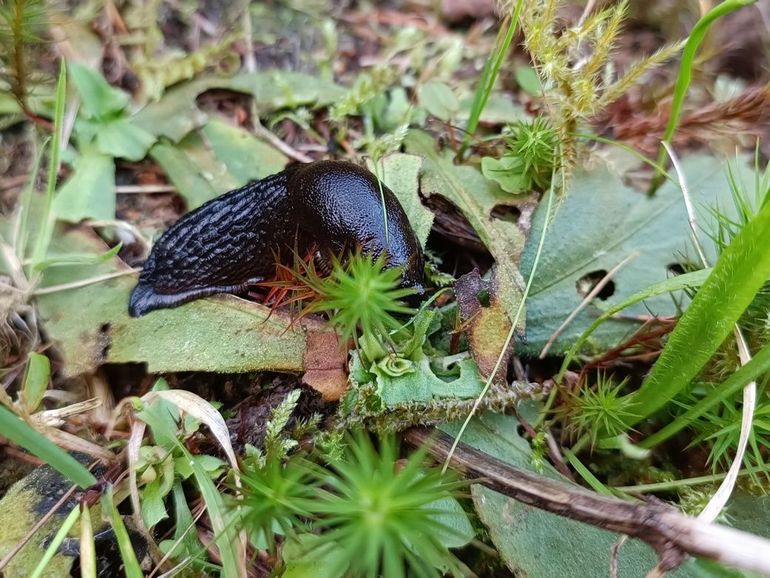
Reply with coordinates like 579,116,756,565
128,160,424,317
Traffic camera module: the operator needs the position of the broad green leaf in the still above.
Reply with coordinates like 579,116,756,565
133,81,209,142
367,154,433,248
282,535,351,578
520,154,753,355
52,152,115,222
226,70,346,113
134,72,344,142
458,93,526,125
727,494,770,540
202,118,287,183
0,405,96,488
423,495,475,549
353,354,484,407
69,63,129,120
149,139,224,209
515,65,541,96
418,81,460,121
140,478,169,528
95,118,157,161
559,268,712,378
21,352,50,412
349,308,485,407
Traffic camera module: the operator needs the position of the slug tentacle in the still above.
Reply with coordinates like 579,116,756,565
129,160,424,317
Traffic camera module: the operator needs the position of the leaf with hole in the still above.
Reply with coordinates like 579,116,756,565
519,154,753,355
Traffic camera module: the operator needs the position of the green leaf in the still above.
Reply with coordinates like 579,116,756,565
367,154,433,248
101,486,143,578
458,93,525,125
181,445,242,578
418,81,460,121
480,155,525,193
520,154,752,355
141,478,169,528
0,405,96,488
95,118,157,161
136,388,179,450
423,494,475,549
52,152,115,222
515,65,541,96
133,85,209,143
356,354,485,407
202,118,287,183
149,139,224,209
282,535,351,578
134,71,344,142
69,63,130,120
559,268,711,379
21,352,50,412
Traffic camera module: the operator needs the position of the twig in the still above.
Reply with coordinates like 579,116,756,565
406,428,770,576
115,184,177,194
251,119,313,164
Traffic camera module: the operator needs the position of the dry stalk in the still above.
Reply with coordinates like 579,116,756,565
406,427,770,576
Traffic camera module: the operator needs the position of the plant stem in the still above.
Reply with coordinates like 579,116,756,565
458,0,524,158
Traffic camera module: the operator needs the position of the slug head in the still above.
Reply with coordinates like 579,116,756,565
288,161,425,295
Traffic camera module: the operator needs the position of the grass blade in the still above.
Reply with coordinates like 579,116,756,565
79,504,96,578
623,196,770,426
31,58,67,272
29,505,80,578
182,446,245,578
0,404,96,488
458,0,524,158
651,0,756,192
641,340,770,448
101,485,144,578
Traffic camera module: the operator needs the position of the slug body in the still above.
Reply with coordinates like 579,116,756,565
129,160,424,317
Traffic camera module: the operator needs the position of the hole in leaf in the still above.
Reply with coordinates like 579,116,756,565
666,263,686,276
491,204,522,223
576,270,615,300
477,289,491,308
